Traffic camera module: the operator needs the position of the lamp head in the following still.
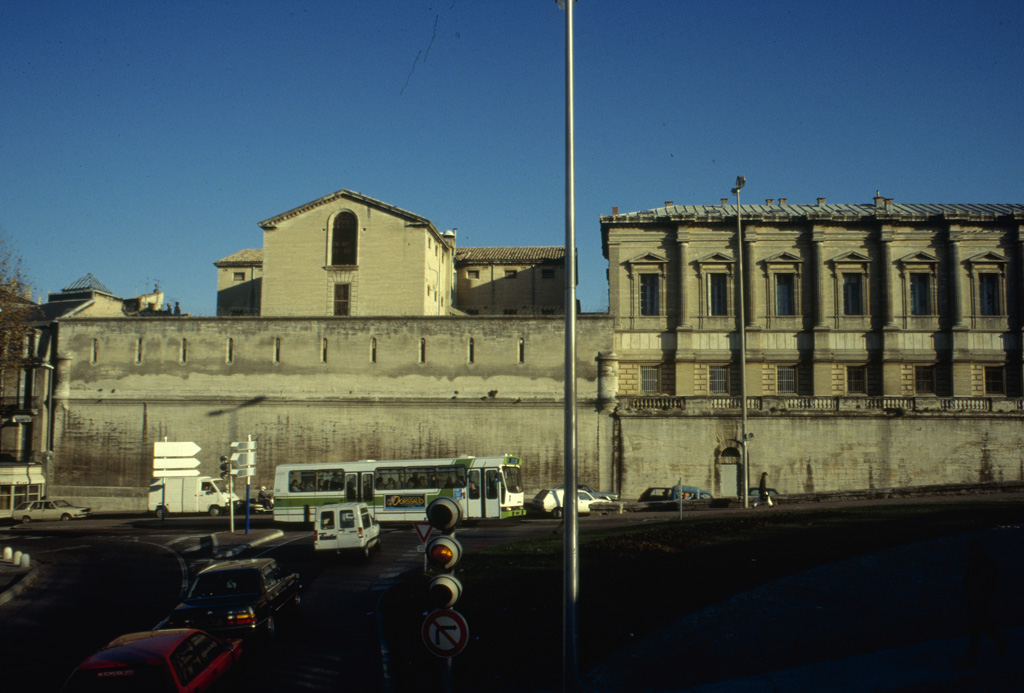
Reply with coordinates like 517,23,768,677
735,175,746,190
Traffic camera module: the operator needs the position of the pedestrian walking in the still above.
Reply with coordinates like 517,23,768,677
753,471,773,507
961,538,1008,666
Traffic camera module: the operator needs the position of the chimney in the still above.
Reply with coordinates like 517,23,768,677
817,197,826,206
720,198,729,205
874,190,886,209
612,206,619,215
765,199,774,206
778,198,787,205
665,201,673,207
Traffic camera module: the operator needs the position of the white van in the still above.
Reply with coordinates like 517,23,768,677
314,502,382,558
149,476,239,517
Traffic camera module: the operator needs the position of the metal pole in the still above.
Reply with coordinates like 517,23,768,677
734,182,749,508
560,1,579,690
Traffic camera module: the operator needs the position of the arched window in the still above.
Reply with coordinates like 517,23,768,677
331,212,358,266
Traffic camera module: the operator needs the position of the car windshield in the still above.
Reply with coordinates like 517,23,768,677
188,570,260,598
53,499,73,507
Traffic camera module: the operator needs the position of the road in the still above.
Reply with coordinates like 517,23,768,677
0,513,561,691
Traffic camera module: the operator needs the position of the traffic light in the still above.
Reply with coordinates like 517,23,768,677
425,497,464,609
219,456,232,480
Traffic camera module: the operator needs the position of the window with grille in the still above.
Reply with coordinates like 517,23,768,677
640,366,661,393
334,284,350,316
710,365,730,394
776,365,797,394
331,212,358,266
985,366,1005,395
847,365,867,394
915,365,935,394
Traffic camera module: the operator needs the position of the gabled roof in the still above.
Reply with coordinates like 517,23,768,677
258,189,435,231
214,249,263,267
455,247,565,264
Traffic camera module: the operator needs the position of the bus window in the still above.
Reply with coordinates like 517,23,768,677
377,467,405,490
485,470,499,500
318,470,344,491
503,465,524,493
361,473,374,501
468,470,481,499
289,470,317,492
345,474,358,501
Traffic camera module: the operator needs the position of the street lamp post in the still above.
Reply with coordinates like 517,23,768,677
732,176,750,509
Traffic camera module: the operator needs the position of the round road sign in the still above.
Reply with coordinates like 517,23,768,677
421,608,469,658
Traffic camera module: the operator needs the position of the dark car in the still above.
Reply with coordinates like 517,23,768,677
163,558,301,640
61,628,243,692
638,485,713,507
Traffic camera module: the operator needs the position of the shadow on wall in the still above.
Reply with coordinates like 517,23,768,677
207,396,268,417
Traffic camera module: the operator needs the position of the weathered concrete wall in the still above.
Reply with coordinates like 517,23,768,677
615,409,1024,502
51,315,616,510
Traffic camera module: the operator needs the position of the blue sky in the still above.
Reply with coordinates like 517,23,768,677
2,0,1021,315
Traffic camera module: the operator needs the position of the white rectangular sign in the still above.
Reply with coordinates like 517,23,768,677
153,469,202,478
153,458,201,470
153,441,201,458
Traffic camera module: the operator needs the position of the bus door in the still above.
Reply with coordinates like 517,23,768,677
466,469,484,518
483,468,502,518
360,473,375,504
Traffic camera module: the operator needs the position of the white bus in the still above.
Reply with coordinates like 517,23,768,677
272,454,525,523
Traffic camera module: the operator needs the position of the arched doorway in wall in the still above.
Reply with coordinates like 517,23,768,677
716,445,742,499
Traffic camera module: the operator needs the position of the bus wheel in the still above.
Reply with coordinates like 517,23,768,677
209,505,221,517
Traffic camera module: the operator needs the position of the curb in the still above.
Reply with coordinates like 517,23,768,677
0,564,41,607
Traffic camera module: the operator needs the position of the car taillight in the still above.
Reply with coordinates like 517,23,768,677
226,607,256,626
358,526,363,536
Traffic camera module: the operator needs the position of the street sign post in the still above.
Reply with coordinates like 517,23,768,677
230,438,257,534
153,441,203,521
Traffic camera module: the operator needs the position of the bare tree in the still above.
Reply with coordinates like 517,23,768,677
0,233,34,411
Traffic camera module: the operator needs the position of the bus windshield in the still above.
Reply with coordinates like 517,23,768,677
502,465,523,494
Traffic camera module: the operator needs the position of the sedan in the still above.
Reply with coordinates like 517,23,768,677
552,483,618,501
531,488,603,519
12,499,90,523
163,558,301,640
61,628,243,692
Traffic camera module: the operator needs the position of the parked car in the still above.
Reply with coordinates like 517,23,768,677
552,484,618,501
12,499,90,523
61,628,243,692
162,558,301,640
638,485,714,506
532,488,603,518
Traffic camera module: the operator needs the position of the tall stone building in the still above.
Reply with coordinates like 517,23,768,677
602,196,1024,400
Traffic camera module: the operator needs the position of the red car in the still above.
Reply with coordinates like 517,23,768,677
61,628,243,692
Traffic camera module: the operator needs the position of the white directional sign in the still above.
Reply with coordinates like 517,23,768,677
154,441,201,458
154,441,202,478
230,439,257,478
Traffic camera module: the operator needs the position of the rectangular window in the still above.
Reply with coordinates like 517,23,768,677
640,274,659,316
467,270,479,279
776,365,797,394
847,365,867,394
542,268,555,279
775,274,796,315
985,366,1005,395
640,366,661,393
233,271,245,282
709,365,730,394
709,274,729,316
504,270,517,279
226,338,234,364
979,273,1000,315
334,284,350,316
910,274,931,315
843,274,863,315
915,365,935,394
